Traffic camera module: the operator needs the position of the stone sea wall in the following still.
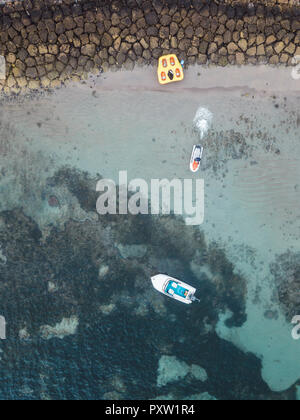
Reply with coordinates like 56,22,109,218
0,0,299,94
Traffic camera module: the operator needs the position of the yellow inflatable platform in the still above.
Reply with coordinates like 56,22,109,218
157,54,184,85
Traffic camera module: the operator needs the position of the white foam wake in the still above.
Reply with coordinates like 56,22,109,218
193,107,213,140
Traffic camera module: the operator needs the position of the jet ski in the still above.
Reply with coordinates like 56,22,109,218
190,145,204,173
151,274,200,305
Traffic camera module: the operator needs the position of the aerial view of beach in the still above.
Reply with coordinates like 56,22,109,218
0,0,299,403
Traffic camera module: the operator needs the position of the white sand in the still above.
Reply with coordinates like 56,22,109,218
0,65,299,392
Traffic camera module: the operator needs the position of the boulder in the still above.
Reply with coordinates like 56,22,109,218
81,44,96,57
26,67,38,78
227,42,239,54
101,33,113,47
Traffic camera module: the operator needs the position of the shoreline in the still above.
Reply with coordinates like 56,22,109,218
0,0,299,95
0,59,299,395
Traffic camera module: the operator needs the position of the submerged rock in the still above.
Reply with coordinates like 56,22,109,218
157,355,208,387
116,243,148,259
40,316,79,340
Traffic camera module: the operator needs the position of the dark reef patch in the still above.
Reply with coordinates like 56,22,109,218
271,250,300,322
0,165,287,400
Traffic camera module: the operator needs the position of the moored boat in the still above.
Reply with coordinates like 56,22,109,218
151,274,200,304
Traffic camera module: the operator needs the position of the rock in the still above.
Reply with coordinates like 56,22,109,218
48,71,59,81
25,57,36,67
280,53,289,63
17,77,27,88
120,42,131,54
217,24,226,35
133,42,142,56
197,54,207,64
187,46,198,56
117,244,147,259
28,44,38,57
266,35,276,45
45,54,55,64
26,67,38,78
179,39,191,51
219,47,227,56
170,22,179,36
281,20,291,31
85,23,96,34
111,13,120,26
114,37,121,51
12,67,23,77
125,35,137,44
170,37,178,49
6,75,16,88
6,53,16,64
48,32,58,44
257,44,265,56
256,34,265,45
208,43,218,55
136,18,146,29
145,12,158,26
58,53,68,64
124,58,134,71
81,44,96,58
90,33,100,46
226,19,236,32
161,39,170,50
185,26,194,39
238,39,248,52
63,16,76,31
199,41,208,54
143,50,152,61
140,38,149,50
246,46,257,56
101,33,113,48
218,56,228,66
150,37,159,50
39,45,48,55
236,52,245,65
40,316,79,340
224,30,232,44
269,55,279,65
285,43,296,55
159,26,169,39
157,356,208,387
274,42,285,54
227,42,239,54
116,52,126,65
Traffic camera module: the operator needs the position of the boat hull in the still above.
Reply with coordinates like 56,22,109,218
151,274,197,304
190,145,203,173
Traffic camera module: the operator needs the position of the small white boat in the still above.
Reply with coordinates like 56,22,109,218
151,274,200,304
190,145,204,173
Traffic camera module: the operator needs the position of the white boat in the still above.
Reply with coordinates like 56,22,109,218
151,274,200,304
190,145,204,173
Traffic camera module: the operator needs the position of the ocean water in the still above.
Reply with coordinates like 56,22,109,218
0,66,299,400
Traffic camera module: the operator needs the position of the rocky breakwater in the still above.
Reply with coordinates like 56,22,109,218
0,0,299,94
